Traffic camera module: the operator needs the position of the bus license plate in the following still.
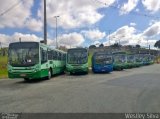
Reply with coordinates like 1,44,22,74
20,74,26,77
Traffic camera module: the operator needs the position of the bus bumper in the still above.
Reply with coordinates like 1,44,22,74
113,64,123,70
66,67,88,73
92,65,113,73
8,71,41,79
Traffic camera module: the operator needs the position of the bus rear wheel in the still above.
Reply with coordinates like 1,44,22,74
24,78,30,81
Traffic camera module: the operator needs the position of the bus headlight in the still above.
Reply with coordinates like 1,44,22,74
8,69,12,72
34,65,40,72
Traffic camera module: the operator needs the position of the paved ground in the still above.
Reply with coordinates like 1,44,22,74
0,64,160,113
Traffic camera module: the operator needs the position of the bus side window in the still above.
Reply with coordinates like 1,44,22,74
63,54,65,61
52,51,56,60
59,53,61,60
61,53,63,61
41,48,47,64
48,50,53,60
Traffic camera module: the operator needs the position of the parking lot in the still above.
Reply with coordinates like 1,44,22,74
0,64,160,113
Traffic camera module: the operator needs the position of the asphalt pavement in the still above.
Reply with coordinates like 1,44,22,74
0,64,160,113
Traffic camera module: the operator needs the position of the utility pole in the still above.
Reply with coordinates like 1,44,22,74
108,30,112,52
147,39,150,54
44,0,47,44
54,16,60,49
149,45,150,55
0,42,2,49
19,37,21,42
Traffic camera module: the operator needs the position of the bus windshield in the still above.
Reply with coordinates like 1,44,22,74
67,49,88,64
127,55,135,63
8,42,39,67
95,54,112,65
114,54,126,63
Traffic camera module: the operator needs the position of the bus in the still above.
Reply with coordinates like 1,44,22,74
126,54,136,68
8,42,66,81
142,54,153,66
134,54,143,67
66,48,88,74
148,55,155,65
113,52,128,70
92,52,113,73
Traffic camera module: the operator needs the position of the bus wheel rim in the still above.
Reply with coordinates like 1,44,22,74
48,70,51,79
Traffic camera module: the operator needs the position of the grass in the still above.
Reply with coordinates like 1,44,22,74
0,56,8,79
155,56,160,63
88,53,93,68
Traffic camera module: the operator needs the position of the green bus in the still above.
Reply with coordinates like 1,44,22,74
126,54,136,68
113,51,128,70
134,54,144,67
142,54,153,66
8,42,66,81
148,55,155,65
66,48,88,74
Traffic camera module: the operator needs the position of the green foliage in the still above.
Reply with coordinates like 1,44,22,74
135,44,141,48
154,40,160,49
110,43,122,48
0,56,8,79
0,47,8,56
89,45,96,49
88,53,92,67
99,43,104,48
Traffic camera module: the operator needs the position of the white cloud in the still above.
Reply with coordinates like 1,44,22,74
105,26,136,45
82,29,106,41
0,0,34,28
0,32,84,48
25,18,43,32
38,0,115,29
120,0,139,14
104,25,158,49
130,22,136,26
135,8,140,12
143,21,160,37
0,33,42,47
93,41,101,47
57,32,84,47
142,0,160,13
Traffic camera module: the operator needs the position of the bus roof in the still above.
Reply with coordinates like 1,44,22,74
112,51,126,55
93,52,112,56
9,41,66,54
67,48,88,51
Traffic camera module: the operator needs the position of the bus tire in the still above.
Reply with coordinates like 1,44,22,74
24,78,30,81
85,71,89,74
47,69,52,80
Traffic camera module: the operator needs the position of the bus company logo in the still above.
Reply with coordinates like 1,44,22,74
1,113,19,119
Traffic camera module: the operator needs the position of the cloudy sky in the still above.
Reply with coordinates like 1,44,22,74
0,0,160,48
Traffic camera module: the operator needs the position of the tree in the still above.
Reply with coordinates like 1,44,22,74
154,40,160,49
135,44,141,48
126,45,133,49
89,45,96,49
99,43,104,48
110,43,121,48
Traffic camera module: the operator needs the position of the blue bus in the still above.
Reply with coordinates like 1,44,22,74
92,52,113,73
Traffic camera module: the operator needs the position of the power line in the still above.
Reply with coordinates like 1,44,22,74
93,0,160,20
0,0,22,17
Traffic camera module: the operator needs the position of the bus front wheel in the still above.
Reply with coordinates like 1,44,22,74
47,69,52,80
24,78,30,81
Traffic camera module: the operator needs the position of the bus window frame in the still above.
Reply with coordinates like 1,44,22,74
41,48,48,64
